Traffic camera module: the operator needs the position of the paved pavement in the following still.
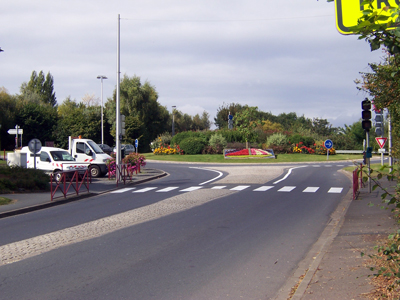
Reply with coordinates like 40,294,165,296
0,168,167,218
0,165,397,299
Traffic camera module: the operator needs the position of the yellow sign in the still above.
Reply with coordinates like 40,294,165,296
335,0,399,35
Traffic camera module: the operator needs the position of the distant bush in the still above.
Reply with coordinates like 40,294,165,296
289,134,315,147
209,133,227,149
0,165,50,193
179,137,207,155
171,131,208,146
266,133,288,147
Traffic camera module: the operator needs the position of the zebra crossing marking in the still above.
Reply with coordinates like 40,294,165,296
254,186,274,192
211,186,227,189
328,187,343,193
111,188,136,193
230,185,250,191
278,186,296,192
180,186,203,192
156,187,179,192
303,187,319,193
133,187,158,193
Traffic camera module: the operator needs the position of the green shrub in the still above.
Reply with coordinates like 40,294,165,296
150,132,173,151
217,129,245,143
171,131,207,146
0,165,50,193
209,133,227,149
289,134,315,147
179,137,207,154
266,133,288,147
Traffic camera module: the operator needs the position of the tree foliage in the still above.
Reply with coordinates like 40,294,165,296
20,70,57,107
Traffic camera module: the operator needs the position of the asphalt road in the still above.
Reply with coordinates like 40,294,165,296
0,162,351,299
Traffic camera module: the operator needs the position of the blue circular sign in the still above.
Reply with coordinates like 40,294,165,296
324,139,333,149
135,139,138,148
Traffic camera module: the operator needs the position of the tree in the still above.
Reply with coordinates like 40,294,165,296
214,103,244,129
110,75,170,152
234,106,261,149
20,70,57,107
0,87,18,150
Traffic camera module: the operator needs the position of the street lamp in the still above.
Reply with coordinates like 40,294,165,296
172,106,176,137
97,75,108,145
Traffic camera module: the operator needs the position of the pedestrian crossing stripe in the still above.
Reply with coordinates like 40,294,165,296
111,185,344,194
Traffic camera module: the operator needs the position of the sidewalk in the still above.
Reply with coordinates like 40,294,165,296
0,167,167,218
295,179,398,300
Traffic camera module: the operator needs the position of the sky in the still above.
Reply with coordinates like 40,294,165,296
1,0,384,129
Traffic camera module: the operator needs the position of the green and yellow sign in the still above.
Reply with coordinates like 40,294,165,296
335,0,399,34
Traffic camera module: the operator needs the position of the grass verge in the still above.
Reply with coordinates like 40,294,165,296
144,153,366,163
0,196,12,206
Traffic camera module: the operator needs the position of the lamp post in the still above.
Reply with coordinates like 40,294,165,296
97,75,108,145
172,106,176,137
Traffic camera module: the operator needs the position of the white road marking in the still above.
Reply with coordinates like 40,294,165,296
230,185,250,191
189,167,224,185
211,186,227,189
133,187,157,193
111,188,136,193
328,187,343,193
303,187,319,193
273,166,307,184
180,186,203,192
253,186,274,192
156,187,179,192
278,186,296,192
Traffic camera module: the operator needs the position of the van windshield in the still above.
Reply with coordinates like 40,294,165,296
50,151,75,161
88,141,104,154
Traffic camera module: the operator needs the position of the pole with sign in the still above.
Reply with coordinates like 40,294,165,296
135,139,139,154
376,137,387,166
28,139,42,169
324,139,333,161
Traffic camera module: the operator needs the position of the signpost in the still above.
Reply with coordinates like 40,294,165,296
376,137,388,165
28,139,42,169
7,125,23,149
324,139,333,161
135,139,139,154
334,0,399,35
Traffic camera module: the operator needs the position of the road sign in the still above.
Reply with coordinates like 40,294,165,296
378,148,386,153
375,137,387,149
334,0,399,35
28,139,42,154
135,139,138,148
324,139,333,149
7,129,23,134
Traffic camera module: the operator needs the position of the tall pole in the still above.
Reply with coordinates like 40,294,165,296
172,106,176,137
388,111,393,174
97,75,108,145
116,14,121,181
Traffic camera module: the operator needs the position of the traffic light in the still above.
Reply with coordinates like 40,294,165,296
375,111,383,136
361,99,372,131
121,114,126,136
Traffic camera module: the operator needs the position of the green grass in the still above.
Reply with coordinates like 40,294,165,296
0,196,12,206
144,152,366,164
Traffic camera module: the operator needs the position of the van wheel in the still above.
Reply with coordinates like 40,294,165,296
54,171,63,183
90,165,101,178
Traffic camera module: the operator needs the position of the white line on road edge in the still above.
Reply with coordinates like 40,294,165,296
273,166,307,185
189,167,224,185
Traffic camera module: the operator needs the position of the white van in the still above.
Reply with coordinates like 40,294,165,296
68,136,112,177
19,146,89,181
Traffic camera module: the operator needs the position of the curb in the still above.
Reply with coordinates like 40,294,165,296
0,171,167,219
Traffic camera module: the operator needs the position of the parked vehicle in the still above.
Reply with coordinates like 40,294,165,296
98,144,113,155
113,144,136,157
18,146,89,182
68,136,112,178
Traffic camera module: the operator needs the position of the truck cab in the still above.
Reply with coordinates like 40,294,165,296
68,136,112,177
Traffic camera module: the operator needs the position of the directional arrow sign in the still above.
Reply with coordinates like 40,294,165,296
7,129,23,134
324,139,333,149
375,137,387,149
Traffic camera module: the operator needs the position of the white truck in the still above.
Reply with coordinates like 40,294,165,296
18,146,89,182
68,136,112,178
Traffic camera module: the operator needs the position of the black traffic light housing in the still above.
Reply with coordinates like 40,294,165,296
361,99,372,131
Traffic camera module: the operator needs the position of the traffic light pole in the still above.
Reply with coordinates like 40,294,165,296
366,130,371,193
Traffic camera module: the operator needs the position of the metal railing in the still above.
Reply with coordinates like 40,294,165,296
50,169,91,201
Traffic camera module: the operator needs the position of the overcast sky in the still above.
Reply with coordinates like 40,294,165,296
1,0,383,129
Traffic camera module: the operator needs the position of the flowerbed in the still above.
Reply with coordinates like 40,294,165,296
224,148,275,159
152,137,183,155
293,142,335,155
107,153,146,177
